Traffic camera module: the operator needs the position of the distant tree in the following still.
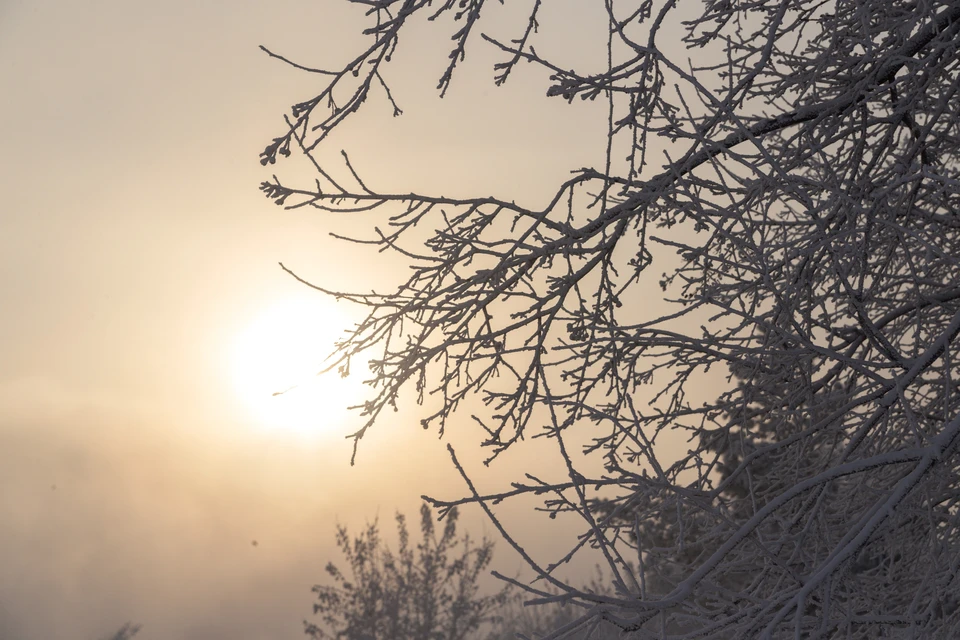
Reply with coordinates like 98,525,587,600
306,503,506,640
260,0,960,637
97,623,141,640
485,572,621,640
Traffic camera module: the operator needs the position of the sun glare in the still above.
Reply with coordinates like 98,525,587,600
230,297,360,437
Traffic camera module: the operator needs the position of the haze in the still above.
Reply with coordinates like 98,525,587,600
0,2,624,639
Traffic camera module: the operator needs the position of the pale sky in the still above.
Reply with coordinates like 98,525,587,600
0,2,628,639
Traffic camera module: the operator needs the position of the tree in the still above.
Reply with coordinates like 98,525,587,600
260,0,960,637
306,503,506,639
485,571,621,640
97,623,141,640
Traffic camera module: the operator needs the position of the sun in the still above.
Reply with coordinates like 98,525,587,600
229,296,360,437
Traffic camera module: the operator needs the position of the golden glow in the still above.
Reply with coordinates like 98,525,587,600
230,297,359,437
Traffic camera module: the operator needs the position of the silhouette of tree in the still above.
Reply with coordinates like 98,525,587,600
260,1,960,636
485,572,621,640
97,622,141,640
306,503,506,640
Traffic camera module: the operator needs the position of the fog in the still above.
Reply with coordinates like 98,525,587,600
0,2,618,638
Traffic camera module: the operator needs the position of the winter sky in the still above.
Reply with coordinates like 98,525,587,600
0,1,648,638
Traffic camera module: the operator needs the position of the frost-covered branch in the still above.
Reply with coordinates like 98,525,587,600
259,1,960,636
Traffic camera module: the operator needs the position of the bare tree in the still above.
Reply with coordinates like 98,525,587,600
260,0,960,637
306,503,505,639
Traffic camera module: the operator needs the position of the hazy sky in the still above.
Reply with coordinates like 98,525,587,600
0,2,624,639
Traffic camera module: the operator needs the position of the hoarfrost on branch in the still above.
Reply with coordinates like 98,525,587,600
259,1,960,637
